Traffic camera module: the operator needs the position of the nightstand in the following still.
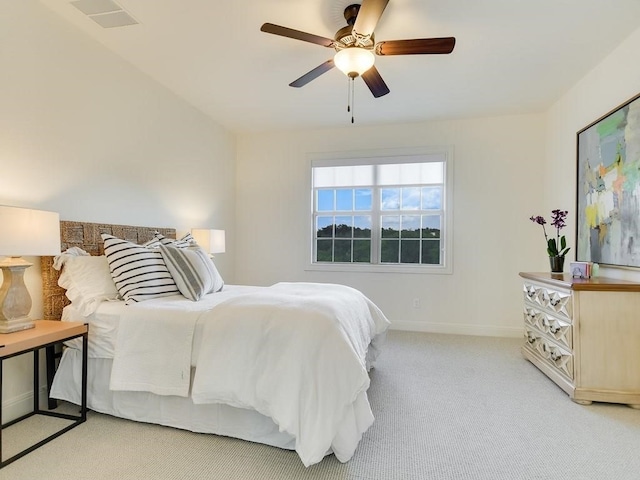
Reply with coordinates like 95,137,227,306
0,320,88,468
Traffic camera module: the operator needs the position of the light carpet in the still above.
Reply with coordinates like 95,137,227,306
2,331,640,479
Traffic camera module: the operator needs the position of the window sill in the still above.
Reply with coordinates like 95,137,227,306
304,263,453,275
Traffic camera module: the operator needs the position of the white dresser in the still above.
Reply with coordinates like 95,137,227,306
520,272,640,408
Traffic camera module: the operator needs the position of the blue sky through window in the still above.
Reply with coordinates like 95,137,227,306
317,190,334,211
355,189,372,210
316,216,333,230
422,187,442,210
422,215,441,230
401,188,421,210
336,189,353,211
402,215,421,231
354,215,371,230
381,188,400,210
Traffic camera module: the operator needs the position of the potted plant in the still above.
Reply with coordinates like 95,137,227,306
529,209,570,273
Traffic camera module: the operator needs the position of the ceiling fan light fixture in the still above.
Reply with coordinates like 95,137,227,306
334,47,375,78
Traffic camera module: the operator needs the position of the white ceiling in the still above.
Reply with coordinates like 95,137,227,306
39,0,640,133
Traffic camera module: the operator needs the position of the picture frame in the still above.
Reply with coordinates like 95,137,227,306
569,261,590,279
576,92,640,268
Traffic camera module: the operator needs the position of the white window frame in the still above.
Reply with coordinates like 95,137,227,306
306,146,454,274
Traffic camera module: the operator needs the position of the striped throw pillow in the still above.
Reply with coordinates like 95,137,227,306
144,232,195,249
159,244,224,301
102,234,180,304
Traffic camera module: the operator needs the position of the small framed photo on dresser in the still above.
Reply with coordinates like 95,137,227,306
570,261,590,279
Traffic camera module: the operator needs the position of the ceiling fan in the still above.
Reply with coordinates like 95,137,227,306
260,0,456,99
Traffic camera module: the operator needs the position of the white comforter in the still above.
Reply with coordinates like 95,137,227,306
109,286,256,396
109,282,390,466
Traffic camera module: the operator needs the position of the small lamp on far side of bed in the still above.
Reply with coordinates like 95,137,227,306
0,205,61,333
191,229,225,256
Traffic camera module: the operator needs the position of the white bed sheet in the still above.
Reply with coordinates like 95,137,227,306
51,349,299,450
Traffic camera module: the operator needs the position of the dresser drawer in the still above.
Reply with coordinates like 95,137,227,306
524,327,573,379
523,282,573,321
523,306,572,349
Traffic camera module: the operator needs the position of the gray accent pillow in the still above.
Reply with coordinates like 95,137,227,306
159,244,224,301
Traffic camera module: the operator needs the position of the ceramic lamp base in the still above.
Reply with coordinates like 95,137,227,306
0,316,34,333
0,260,35,333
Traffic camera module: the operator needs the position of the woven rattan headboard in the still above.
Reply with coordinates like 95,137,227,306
41,220,176,320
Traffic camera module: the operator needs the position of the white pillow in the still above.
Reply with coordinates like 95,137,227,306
159,244,224,301
102,233,180,304
57,254,121,316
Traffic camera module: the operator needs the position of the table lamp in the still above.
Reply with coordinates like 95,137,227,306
0,205,61,333
191,229,225,255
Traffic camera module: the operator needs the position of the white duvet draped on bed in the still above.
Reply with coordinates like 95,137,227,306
191,282,387,466
62,282,389,467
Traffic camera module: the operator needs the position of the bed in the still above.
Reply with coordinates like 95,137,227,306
42,221,390,467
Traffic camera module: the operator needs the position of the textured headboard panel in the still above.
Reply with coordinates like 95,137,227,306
41,221,176,320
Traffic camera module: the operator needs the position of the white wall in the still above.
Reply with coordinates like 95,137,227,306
236,114,547,337
0,1,236,421
546,25,640,281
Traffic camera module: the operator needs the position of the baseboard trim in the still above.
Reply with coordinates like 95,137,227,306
389,320,523,338
1,385,48,423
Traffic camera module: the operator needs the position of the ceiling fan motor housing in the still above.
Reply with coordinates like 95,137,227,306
343,4,361,25
334,26,374,49
334,4,375,50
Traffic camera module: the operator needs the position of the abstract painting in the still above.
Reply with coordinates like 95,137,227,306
576,92,640,268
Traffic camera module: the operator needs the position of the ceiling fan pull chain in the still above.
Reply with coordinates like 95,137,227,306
351,76,355,124
347,78,351,113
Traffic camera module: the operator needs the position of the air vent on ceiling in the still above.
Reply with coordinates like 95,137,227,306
70,0,138,28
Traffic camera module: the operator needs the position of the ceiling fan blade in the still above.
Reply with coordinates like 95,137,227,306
375,37,456,56
260,23,335,47
362,66,390,98
289,59,335,88
353,0,389,38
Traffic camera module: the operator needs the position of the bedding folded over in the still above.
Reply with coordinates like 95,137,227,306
109,299,200,397
107,282,390,467
191,282,390,467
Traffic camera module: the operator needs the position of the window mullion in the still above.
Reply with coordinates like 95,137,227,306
371,187,381,264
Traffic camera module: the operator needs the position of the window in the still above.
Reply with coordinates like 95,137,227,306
309,148,453,273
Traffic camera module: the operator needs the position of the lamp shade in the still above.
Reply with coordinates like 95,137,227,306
191,229,225,254
0,205,61,257
334,47,375,77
